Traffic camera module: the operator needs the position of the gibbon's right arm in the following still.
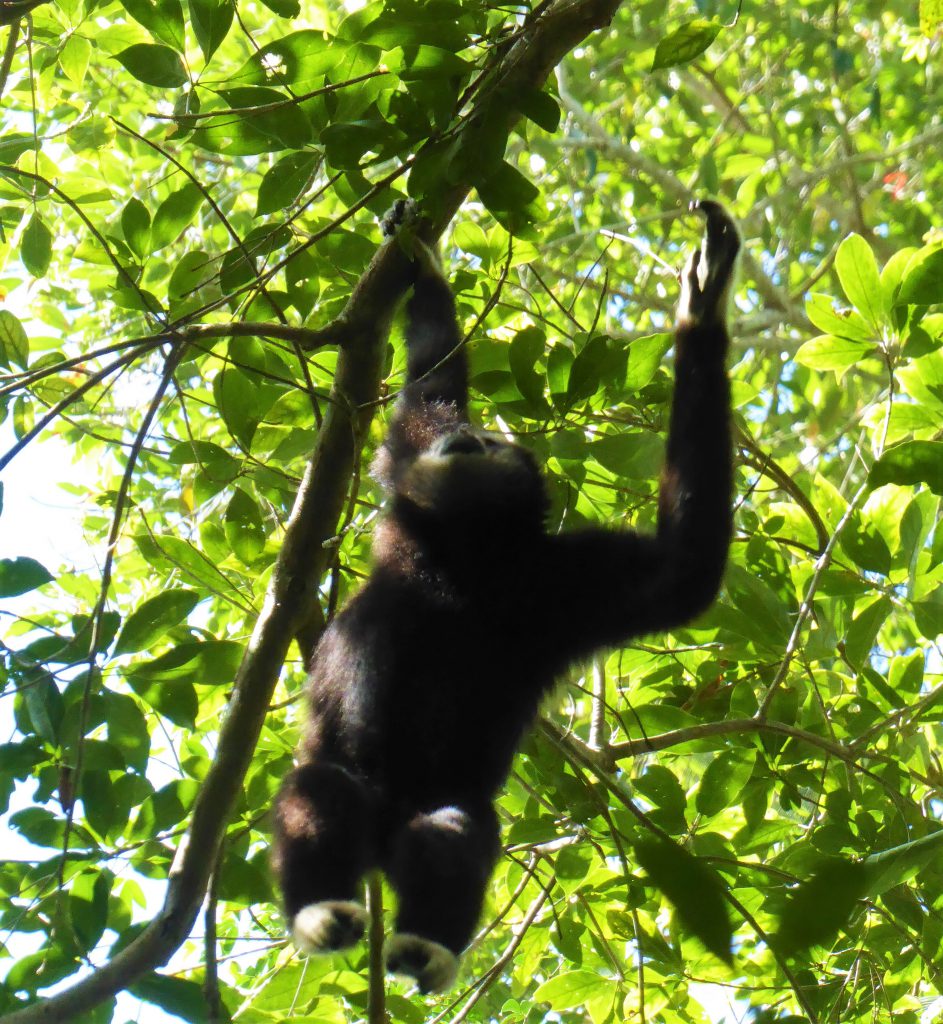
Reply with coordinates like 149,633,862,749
541,200,739,657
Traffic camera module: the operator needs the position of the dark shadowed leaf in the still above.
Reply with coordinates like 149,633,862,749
635,838,733,963
114,44,188,87
113,589,201,655
869,441,943,495
775,858,868,954
0,557,54,597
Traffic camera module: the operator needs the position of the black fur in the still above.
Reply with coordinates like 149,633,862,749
273,200,739,990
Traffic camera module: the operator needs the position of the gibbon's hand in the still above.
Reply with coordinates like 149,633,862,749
678,199,740,327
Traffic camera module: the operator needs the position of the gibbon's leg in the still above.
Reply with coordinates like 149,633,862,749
273,763,373,954
541,200,739,652
384,804,500,993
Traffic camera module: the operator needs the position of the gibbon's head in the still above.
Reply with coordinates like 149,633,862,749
397,426,547,535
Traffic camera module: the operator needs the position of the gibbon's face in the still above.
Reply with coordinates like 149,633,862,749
398,426,546,530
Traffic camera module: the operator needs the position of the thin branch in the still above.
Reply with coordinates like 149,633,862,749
0,340,164,471
149,70,389,121
58,342,187,886
0,14,19,97
606,716,852,764
737,427,830,554
202,856,226,1024
366,873,386,1024
447,890,549,1024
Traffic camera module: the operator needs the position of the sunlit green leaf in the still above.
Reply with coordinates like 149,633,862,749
652,20,720,70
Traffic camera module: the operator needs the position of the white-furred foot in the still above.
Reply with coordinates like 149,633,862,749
291,900,368,954
385,932,459,994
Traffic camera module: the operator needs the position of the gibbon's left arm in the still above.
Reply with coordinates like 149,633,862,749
371,200,469,490
541,201,739,658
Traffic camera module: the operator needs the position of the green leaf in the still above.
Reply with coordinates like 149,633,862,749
839,513,892,574
121,197,151,260
835,233,885,328
23,671,61,744
0,556,54,597
862,830,943,896
114,44,188,87
131,974,208,1021
105,693,151,773
652,20,721,71
696,751,756,817
259,0,299,16
508,326,547,410
213,367,259,449
230,30,347,90
59,35,92,86
533,970,602,1010
914,587,943,640
513,86,561,133
898,246,943,306
475,161,543,236
118,0,185,51
167,250,211,306
113,589,201,655
0,309,29,369
190,0,233,63
869,441,943,495
256,152,319,215
393,44,471,82
635,838,732,963
805,292,874,342
795,334,873,372
625,333,671,390
879,246,917,308
225,488,265,564
844,595,891,669
775,858,868,954
567,335,608,403
152,183,204,250
22,214,52,277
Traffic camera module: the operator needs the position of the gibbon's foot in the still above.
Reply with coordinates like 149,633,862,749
380,197,420,239
386,932,459,994
291,900,368,955
677,199,740,327
380,198,441,278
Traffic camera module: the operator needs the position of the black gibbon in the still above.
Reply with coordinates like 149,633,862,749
273,199,739,993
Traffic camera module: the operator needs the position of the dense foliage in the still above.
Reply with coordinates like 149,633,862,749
1,0,943,1021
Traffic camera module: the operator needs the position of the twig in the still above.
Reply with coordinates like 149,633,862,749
203,855,226,1023
58,342,187,889
366,873,386,1024
0,15,19,98
0,340,164,471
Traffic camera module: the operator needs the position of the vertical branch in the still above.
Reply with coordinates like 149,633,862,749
0,16,20,100
203,855,226,1023
366,872,387,1024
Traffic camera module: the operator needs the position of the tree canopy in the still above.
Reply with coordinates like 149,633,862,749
2,0,943,1022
